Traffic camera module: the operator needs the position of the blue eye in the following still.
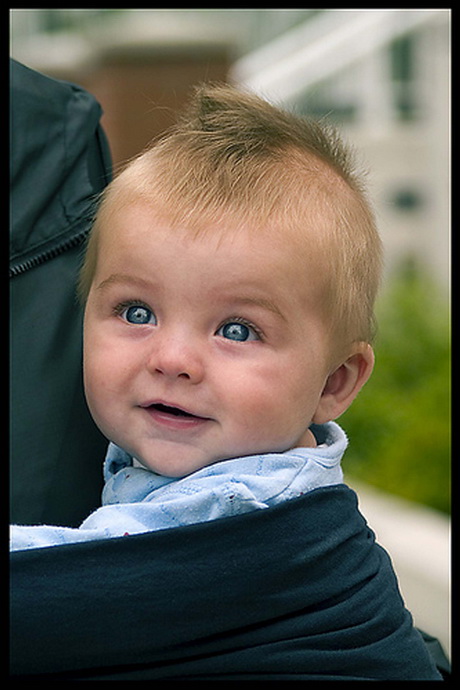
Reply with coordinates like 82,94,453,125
122,304,156,325
217,321,259,342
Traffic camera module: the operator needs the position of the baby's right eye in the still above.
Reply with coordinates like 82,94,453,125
117,303,157,325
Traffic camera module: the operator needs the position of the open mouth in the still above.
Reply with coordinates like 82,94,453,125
149,403,197,418
141,402,211,426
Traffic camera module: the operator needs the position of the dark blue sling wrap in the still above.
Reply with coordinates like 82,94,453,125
10,485,442,680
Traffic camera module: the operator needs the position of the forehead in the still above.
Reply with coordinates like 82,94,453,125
100,191,328,249
95,200,330,306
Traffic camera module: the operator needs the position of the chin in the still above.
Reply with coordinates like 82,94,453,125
135,450,213,478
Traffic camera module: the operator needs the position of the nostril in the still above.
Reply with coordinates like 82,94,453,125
154,367,191,380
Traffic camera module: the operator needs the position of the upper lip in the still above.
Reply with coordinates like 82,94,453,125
139,400,210,420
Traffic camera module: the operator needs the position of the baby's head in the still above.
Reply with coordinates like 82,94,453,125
80,85,382,477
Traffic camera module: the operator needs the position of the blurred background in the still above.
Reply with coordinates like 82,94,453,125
10,9,450,655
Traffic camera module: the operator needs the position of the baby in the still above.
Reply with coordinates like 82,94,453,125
11,84,381,548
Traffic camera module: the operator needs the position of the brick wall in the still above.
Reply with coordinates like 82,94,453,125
64,44,231,169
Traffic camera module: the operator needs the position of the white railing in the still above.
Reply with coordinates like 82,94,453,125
349,479,451,659
230,9,449,104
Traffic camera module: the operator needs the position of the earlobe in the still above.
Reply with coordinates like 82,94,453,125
312,343,374,425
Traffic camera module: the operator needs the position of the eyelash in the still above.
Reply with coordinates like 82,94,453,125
218,316,264,341
112,299,152,318
112,300,265,340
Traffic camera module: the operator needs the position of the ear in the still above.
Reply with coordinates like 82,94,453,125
312,343,375,425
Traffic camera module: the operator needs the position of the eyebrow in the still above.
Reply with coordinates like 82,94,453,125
96,273,154,292
96,273,286,321
231,296,287,321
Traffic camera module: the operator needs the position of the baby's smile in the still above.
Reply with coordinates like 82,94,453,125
139,401,213,430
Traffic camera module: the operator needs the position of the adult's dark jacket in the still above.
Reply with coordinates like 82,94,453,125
10,58,110,526
9,60,447,681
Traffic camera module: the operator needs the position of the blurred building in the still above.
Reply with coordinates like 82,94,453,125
232,10,450,292
10,9,450,288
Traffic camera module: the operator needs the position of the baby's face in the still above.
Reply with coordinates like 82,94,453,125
83,202,333,477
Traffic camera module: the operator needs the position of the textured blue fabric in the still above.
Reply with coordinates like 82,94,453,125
10,422,345,550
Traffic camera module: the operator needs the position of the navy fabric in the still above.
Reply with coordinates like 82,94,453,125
10,59,111,526
9,485,441,680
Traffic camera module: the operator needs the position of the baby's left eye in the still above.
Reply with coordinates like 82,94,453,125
216,321,260,342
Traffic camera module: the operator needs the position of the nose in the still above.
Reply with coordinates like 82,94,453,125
146,329,205,383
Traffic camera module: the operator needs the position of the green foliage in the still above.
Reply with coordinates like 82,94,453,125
340,260,451,514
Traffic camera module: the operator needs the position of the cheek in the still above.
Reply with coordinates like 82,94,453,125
83,326,104,392
233,355,325,432
84,339,133,400
83,347,109,423
83,323,126,411
83,342,131,442
228,363,308,429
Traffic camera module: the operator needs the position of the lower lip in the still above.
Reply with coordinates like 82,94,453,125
141,406,210,431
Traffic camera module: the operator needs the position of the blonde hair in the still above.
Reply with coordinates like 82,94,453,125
79,84,382,353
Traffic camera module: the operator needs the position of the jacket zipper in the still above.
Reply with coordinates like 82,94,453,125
9,227,90,278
